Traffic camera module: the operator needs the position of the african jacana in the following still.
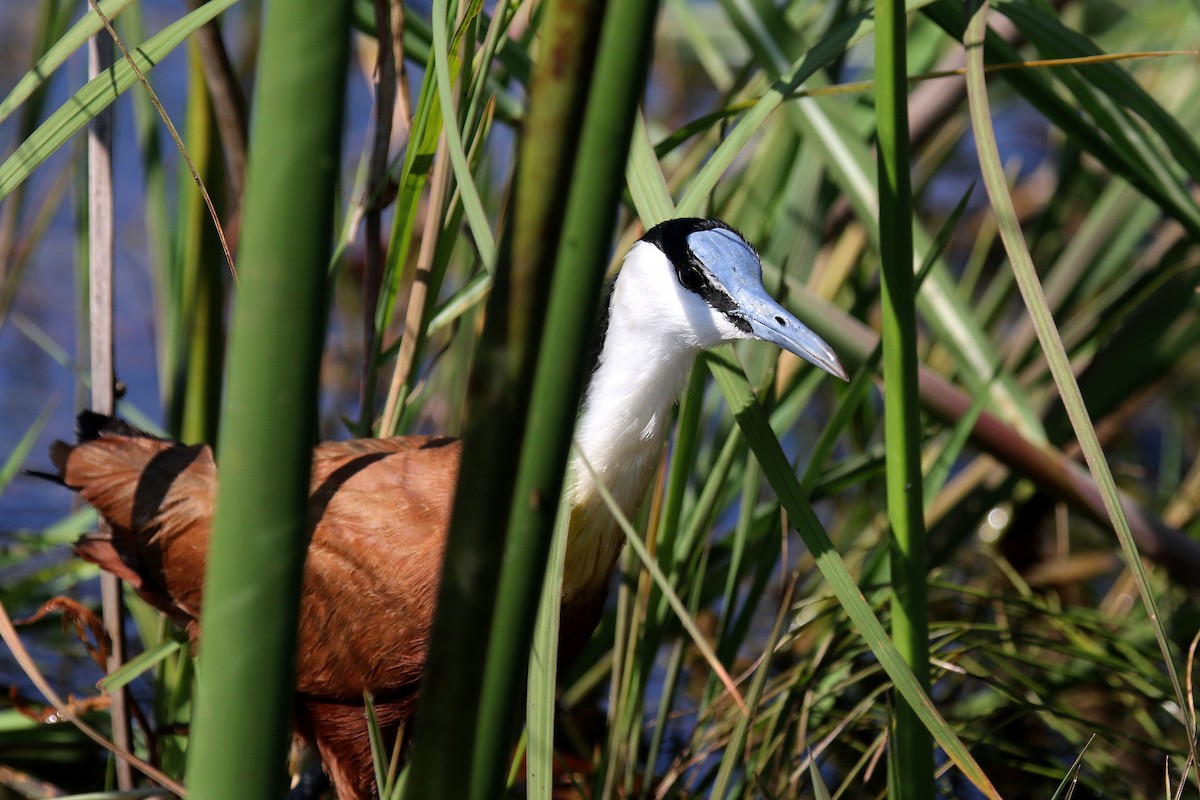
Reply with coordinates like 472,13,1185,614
45,218,846,798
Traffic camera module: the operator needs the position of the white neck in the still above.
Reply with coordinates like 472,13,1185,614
569,295,697,506
561,243,707,599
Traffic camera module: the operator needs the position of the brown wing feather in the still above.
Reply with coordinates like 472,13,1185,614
296,435,461,800
296,435,460,699
52,426,460,692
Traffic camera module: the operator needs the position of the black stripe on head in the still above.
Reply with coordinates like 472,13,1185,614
640,218,754,333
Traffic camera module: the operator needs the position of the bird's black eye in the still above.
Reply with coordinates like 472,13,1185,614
677,259,705,291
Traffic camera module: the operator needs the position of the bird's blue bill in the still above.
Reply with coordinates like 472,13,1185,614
689,227,849,381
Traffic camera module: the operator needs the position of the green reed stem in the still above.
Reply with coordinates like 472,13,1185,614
408,0,662,795
185,3,350,798
172,44,223,445
875,0,933,796
402,0,615,793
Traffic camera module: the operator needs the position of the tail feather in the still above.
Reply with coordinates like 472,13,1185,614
23,468,65,485
28,413,166,487
48,439,71,476
59,435,184,531
75,534,148,589
40,411,216,630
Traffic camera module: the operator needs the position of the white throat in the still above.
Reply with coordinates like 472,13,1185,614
551,220,844,606
569,295,697,505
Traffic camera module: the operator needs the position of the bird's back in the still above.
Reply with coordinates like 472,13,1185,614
296,434,459,698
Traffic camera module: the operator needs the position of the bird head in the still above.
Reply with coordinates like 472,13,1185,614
618,218,848,381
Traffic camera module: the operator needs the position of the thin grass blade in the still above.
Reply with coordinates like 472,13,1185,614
0,400,55,492
527,499,572,800
626,111,674,226
430,0,495,271
97,635,184,691
0,0,237,201
0,0,136,126
963,0,1195,760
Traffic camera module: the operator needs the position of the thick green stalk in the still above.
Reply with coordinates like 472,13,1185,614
402,0,609,794
184,2,350,798
874,1,933,796
473,0,662,792
404,1,661,797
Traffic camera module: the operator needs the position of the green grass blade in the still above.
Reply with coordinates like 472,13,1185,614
1048,737,1092,800
674,5,880,217
710,568,798,799
120,5,179,422
170,45,225,445
527,500,572,800
0,399,55,492
923,0,1200,240
364,693,392,797
923,376,994,510
626,111,674,225
995,0,1200,186
0,0,237,201
374,46,444,346
430,0,495,271
1003,179,1155,368
97,635,184,691
810,749,834,800
426,269,491,333
0,0,136,126
573,447,748,716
